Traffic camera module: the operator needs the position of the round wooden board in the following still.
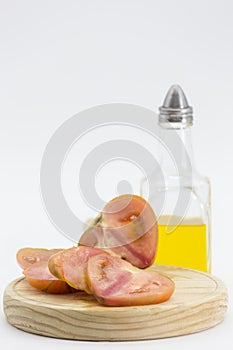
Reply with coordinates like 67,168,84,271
3,265,228,341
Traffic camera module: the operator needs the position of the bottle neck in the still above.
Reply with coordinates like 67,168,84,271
158,123,195,177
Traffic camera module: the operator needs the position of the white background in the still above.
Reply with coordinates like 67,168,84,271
0,0,232,349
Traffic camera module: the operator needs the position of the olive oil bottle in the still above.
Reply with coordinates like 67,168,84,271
141,85,211,272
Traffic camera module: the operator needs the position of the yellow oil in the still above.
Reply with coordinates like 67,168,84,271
154,222,209,272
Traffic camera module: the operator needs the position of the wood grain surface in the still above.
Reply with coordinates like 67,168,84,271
3,265,228,341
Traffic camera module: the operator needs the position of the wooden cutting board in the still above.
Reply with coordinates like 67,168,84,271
3,265,228,341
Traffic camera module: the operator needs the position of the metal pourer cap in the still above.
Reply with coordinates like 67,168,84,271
159,85,193,127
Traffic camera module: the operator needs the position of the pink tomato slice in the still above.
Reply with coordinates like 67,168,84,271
87,254,174,306
48,246,109,294
23,261,75,294
16,248,62,270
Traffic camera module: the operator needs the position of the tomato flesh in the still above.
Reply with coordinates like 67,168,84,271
17,247,76,294
87,254,174,306
79,195,158,268
16,248,62,270
48,246,108,294
23,261,74,294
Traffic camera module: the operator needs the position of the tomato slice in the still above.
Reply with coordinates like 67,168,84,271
16,248,62,270
48,246,108,294
23,261,74,294
87,254,174,306
79,195,158,268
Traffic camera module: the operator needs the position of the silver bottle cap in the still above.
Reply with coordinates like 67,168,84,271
159,85,193,126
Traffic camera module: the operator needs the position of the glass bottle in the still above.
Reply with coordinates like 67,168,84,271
140,85,211,272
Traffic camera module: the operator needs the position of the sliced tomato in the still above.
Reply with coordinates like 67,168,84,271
48,246,108,294
87,254,174,306
16,248,62,270
79,195,158,268
23,261,74,294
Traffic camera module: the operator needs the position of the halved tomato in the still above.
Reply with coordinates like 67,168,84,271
87,254,174,306
48,246,108,294
79,195,158,268
16,248,62,270
23,261,74,294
